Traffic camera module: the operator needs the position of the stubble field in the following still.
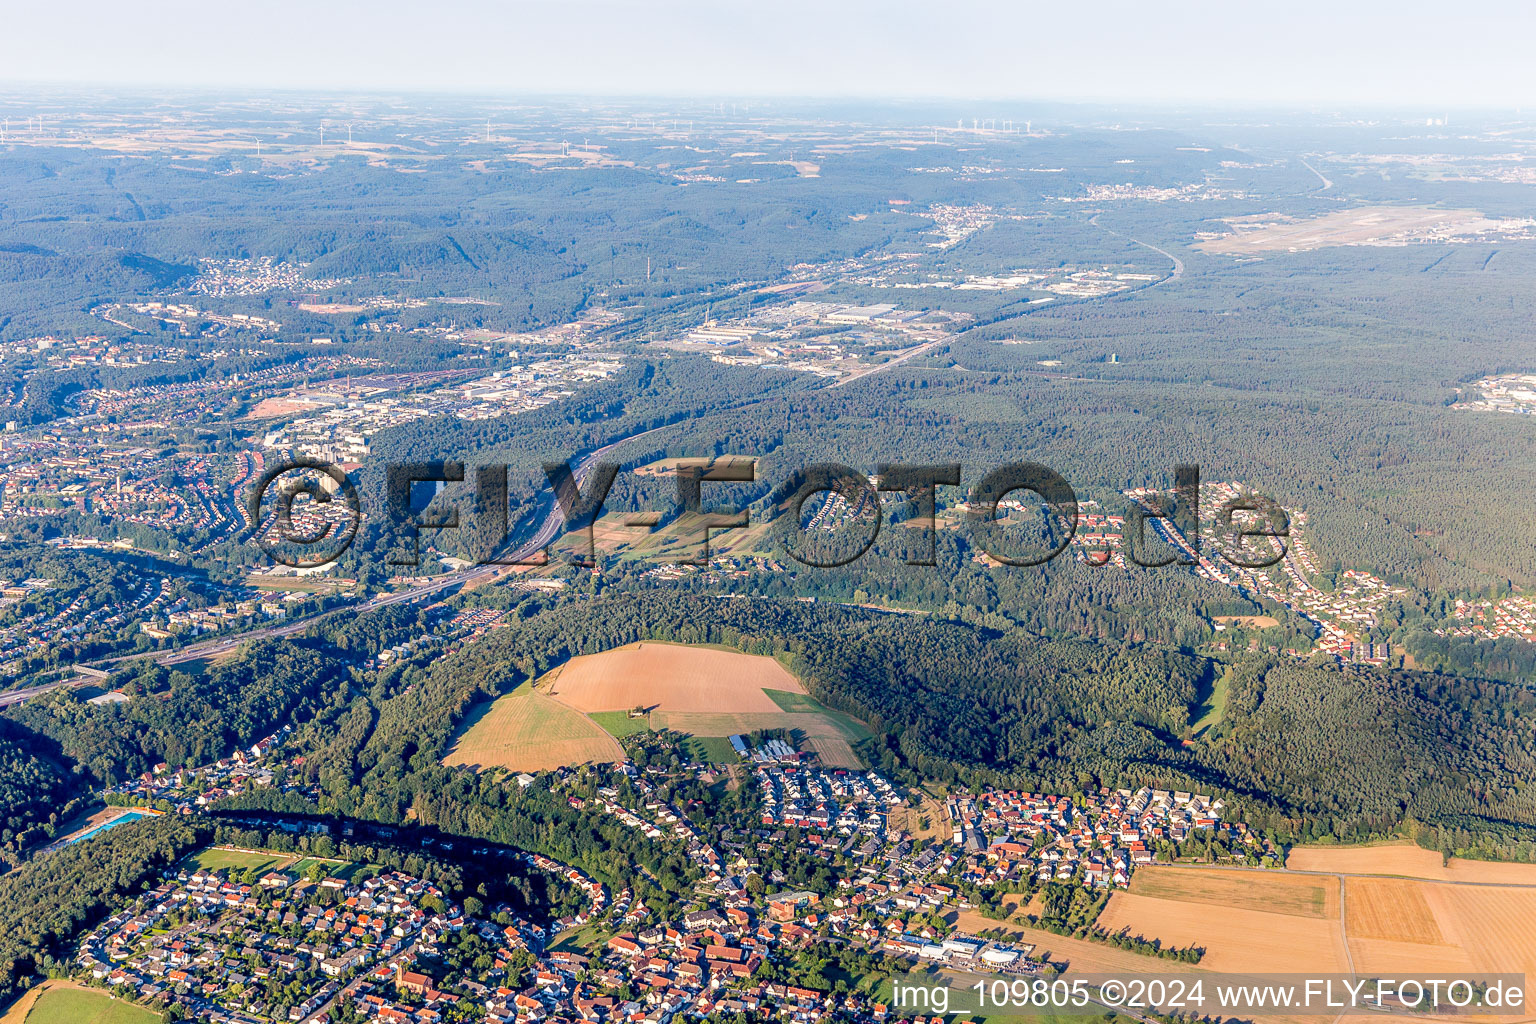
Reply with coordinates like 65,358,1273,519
444,642,871,769
444,687,624,772
544,642,804,712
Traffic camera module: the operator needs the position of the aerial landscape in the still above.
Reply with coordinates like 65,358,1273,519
3,2,1536,1023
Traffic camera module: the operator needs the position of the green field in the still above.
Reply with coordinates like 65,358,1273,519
588,710,655,739
291,857,357,880
185,848,292,875
684,735,742,764
763,689,825,713
1189,665,1232,737
21,987,160,1024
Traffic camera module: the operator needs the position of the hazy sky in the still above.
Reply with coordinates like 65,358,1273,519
4,0,1534,108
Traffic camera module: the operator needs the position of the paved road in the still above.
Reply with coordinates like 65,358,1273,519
1299,157,1335,192
832,336,948,388
1090,213,1185,289
0,681,68,709
5,431,651,703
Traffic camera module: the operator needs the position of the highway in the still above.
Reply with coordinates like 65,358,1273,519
5,341,984,706
832,336,948,388
3,431,648,702
1089,213,1185,290
0,681,70,709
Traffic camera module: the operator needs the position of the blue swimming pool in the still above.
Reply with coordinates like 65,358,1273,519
69,810,151,843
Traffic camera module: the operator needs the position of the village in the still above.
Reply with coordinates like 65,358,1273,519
55,715,1267,1024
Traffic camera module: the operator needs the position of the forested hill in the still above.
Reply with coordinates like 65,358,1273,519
0,719,88,870
312,592,1536,857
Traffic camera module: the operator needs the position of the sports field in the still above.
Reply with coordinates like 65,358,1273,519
185,847,294,875
444,685,624,772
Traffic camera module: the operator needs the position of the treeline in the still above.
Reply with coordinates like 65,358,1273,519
1404,630,1536,686
0,813,211,1011
204,819,584,921
1412,816,1536,863
376,593,1536,854
0,720,88,870
7,638,347,783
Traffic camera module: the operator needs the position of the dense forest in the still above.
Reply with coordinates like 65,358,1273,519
9,639,346,782
262,593,1536,856
0,814,211,1009
0,719,86,869
18,589,1529,859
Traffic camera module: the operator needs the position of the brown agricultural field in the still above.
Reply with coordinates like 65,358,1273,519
1287,841,1536,884
446,643,871,770
1344,878,1444,944
1128,865,1334,918
542,642,802,713
1096,891,1349,973
1103,861,1536,1022
443,689,623,772
1345,878,1536,980
800,735,861,769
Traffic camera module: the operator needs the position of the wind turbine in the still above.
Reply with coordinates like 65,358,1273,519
346,123,353,144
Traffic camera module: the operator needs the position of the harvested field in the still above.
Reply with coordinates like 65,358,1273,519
1114,861,1536,1003
543,642,803,713
1129,865,1333,918
1346,879,1536,979
1287,841,1536,884
1096,891,1349,973
445,689,623,772
802,736,861,769
1344,878,1443,944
